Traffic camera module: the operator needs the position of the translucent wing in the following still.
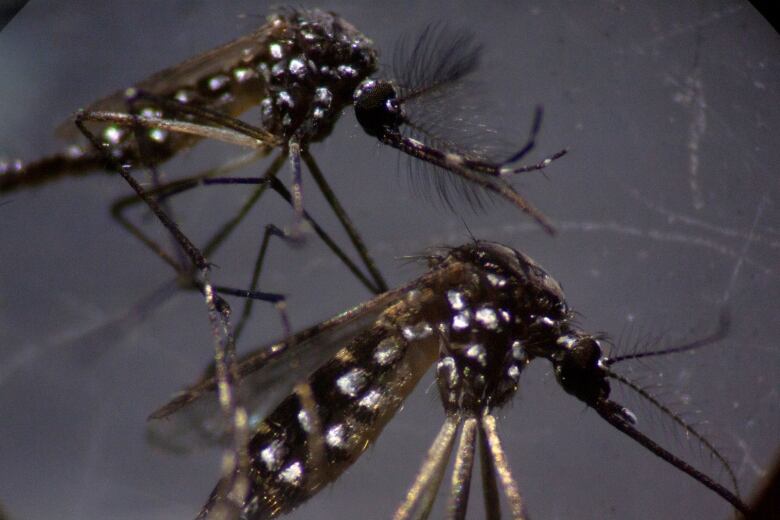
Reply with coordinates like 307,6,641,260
57,21,273,140
147,277,429,452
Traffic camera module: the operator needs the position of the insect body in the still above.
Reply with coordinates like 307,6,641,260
1,9,563,234
153,241,746,519
0,9,376,191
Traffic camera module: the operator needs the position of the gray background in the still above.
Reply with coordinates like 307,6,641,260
0,1,777,519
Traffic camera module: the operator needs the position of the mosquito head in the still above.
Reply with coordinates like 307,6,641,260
552,333,612,405
353,79,404,138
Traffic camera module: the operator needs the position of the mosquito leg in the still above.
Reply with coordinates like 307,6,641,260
113,149,377,342
80,110,274,150
294,382,328,482
302,150,388,292
128,88,282,146
110,150,270,272
478,419,501,520
232,223,291,342
509,105,542,159
200,152,285,258
123,93,192,270
287,138,306,239
394,414,460,520
112,151,292,340
266,177,385,293
447,415,477,520
86,107,386,291
75,112,250,515
480,413,526,520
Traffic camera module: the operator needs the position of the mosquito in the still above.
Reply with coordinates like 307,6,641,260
3,8,566,289
150,240,749,519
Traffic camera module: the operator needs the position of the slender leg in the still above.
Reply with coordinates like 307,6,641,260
294,382,328,482
75,113,250,517
480,413,526,520
111,152,290,338
128,88,282,146
266,177,384,293
85,105,388,294
302,150,388,292
287,138,306,238
111,156,380,348
232,224,291,343
110,150,271,273
478,419,502,520
394,415,460,520
448,416,477,520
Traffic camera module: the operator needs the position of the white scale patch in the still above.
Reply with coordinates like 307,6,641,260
447,290,466,310
289,57,306,77
102,126,122,145
278,461,303,486
297,409,311,433
260,439,286,472
326,423,346,448
358,388,383,410
374,337,403,366
207,74,229,91
466,343,487,366
511,340,527,362
475,307,498,330
402,322,433,340
336,368,368,397
437,356,458,389
486,272,507,287
269,42,283,59
452,310,471,330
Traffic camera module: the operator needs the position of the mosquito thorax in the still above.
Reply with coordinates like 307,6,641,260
434,242,572,412
255,9,378,140
353,79,404,138
552,334,611,405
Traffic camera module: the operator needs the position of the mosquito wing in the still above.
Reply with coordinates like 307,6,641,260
56,21,274,140
147,278,427,453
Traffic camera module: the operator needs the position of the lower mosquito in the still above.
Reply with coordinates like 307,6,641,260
151,241,748,519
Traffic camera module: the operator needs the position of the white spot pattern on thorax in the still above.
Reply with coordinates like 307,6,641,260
452,310,471,330
447,290,466,310
466,343,487,366
475,307,498,330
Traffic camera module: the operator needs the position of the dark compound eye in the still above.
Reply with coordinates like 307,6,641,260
554,336,609,404
353,79,404,137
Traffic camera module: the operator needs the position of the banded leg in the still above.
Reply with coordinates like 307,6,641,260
480,413,526,520
394,415,460,520
478,418,502,520
75,113,250,518
447,416,478,520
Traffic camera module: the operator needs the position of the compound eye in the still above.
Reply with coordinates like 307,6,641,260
573,337,603,368
353,79,402,137
555,336,609,403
